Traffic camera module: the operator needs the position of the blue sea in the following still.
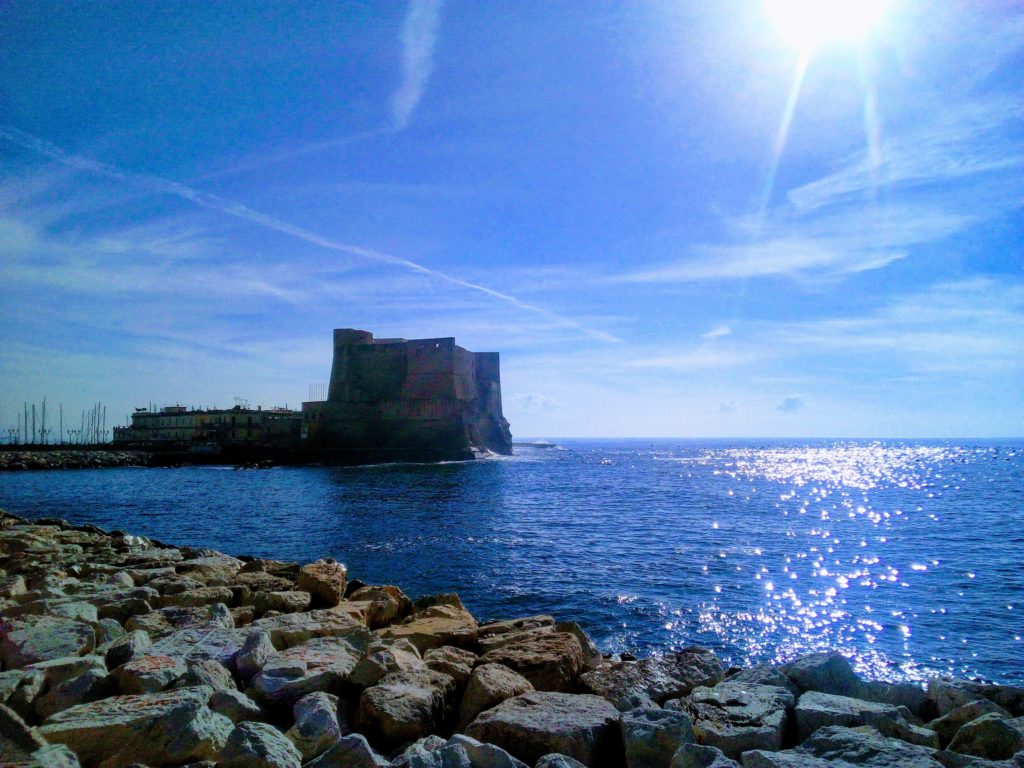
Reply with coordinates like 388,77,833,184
1,439,1021,685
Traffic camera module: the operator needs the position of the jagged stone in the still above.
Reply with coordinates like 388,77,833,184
0,669,26,702
744,725,944,768
424,645,476,686
97,598,153,625
446,733,530,768
357,668,457,748
379,603,479,654
177,554,244,585
250,607,364,648
95,618,124,646
104,629,152,668
0,701,47,764
157,586,235,609
36,668,109,719
947,714,1024,760
391,735,448,768
688,682,793,759
147,626,248,670
306,732,391,768
723,665,799,697
347,585,412,628
478,632,584,693
929,700,1012,747
535,755,589,768
0,615,96,668
211,687,265,723
555,622,603,671
39,685,232,768
178,658,236,691
297,560,348,607
930,680,1024,719
579,649,724,708
780,652,862,697
464,691,622,767
237,630,276,683
250,632,369,704
458,663,535,728
860,679,932,720
112,654,186,694
795,690,937,747
220,720,302,768
620,706,695,768
124,604,233,637
349,644,424,688
285,691,342,761
670,743,740,768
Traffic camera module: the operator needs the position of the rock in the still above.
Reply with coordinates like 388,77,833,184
458,663,535,728
579,649,724,708
306,732,391,768
250,632,369,704
687,682,793,759
347,585,412,628
929,700,1012,747
860,680,932,720
95,618,125,646
620,706,695,768
147,626,248,670
350,644,424,688
220,720,302,768
250,608,364,649
285,691,342,761
0,669,26,702
378,603,479,655
424,645,477,686
97,598,153,625
446,733,530,768
464,691,622,767
947,714,1024,760
104,629,152,668
795,690,937,747
0,701,46,764
536,755,590,768
297,560,348,607
156,586,235,609
178,658,235,691
112,654,186,694
25,654,106,690
8,669,45,719
237,630,276,682
357,668,457,748
0,615,96,668
177,554,244,584
478,632,584,693
253,591,312,616
555,622,603,671
211,688,265,723
932,749,1024,767
391,735,448,768
722,666,799,698
930,680,1024,719
780,652,862,697
478,616,556,645
39,685,232,768
124,604,233,637
35,668,109,719
670,743,740,768
744,725,944,768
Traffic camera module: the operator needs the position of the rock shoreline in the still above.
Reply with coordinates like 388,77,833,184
1,510,1022,768
0,450,151,472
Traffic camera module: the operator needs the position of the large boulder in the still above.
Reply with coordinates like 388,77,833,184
478,632,585,692
348,585,412,628
580,649,724,709
38,685,232,768
156,586,235,609
250,608,365,648
458,663,535,728
349,643,424,688
306,732,391,768
124,604,233,637
688,682,794,758
929,680,1024,719
620,706,695,768
795,690,937,747
211,688,265,723
237,630,277,682
220,720,303,768
250,632,369,704
744,725,944,768
670,744,740,768
464,691,622,767
928,700,1012,747
424,645,476,686
112,654,186,694
0,615,96,668
103,629,151,668
946,713,1024,760
780,653,862,697
379,603,479,654
357,668,457,748
297,560,348,607
147,626,249,670
285,691,343,761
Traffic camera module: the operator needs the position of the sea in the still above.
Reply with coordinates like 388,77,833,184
1,438,1021,685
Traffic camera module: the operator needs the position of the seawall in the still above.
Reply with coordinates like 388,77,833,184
1,509,1022,768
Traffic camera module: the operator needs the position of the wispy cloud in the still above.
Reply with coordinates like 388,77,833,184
0,125,620,344
776,395,805,413
702,324,732,339
391,0,443,131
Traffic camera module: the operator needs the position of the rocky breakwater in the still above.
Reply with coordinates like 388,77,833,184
1,511,1023,768
0,450,150,471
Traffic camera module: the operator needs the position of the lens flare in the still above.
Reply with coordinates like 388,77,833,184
764,0,889,51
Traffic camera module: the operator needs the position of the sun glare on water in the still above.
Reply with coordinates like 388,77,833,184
764,0,890,52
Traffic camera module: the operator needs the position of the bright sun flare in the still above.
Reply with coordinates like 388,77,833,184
764,0,890,51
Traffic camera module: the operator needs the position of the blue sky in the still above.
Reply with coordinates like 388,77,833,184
1,1,1021,438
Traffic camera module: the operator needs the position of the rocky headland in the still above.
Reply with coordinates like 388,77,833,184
1,510,1022,768
0,451,150,472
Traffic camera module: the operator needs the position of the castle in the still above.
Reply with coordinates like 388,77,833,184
301,329,512,461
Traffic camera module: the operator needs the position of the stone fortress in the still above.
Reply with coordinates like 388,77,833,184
301,329,513,462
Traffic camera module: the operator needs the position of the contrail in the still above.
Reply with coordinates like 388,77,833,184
0,125,620,343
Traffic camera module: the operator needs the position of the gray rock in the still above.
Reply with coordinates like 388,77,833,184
947,714,1024,760
357,668,457,748
744,725,944,768
306,732,390,768
157,586,235,609
210,688,265,723
148,626,248,670
104,629,152,668
346,584,412,628
424,645,477,686
723,666,799,697
930,700,1012,748
620,706,695,768
112,654,186,694
689,682,794,758
463,691,622,767
124,604,233,637
250,632,369,704
930,680,1024,719
350,645,424,688
391,734,449,768
178,658,235,691
796,690,936,746
35,668,109,719
860,680,932,720
0,701,46,765
458,663,535,728
933,749,1024,768
220,720,303,768
555,622,604,671
0,615,96,668
446,734,530,768
95,618,125,646
237,630,276,682
579,649,724,707
285,691,342,761
780,652,862,697
670,743,740,768
39,685,232,768
478,632,585,693
535,755,589,768
297,559,348,607
250,607,367,649
378,603,479,655
0,669,26,702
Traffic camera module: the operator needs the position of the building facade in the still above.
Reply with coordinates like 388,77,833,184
112,405,300,446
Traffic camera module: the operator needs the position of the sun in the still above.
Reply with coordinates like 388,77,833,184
764,0,890,52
